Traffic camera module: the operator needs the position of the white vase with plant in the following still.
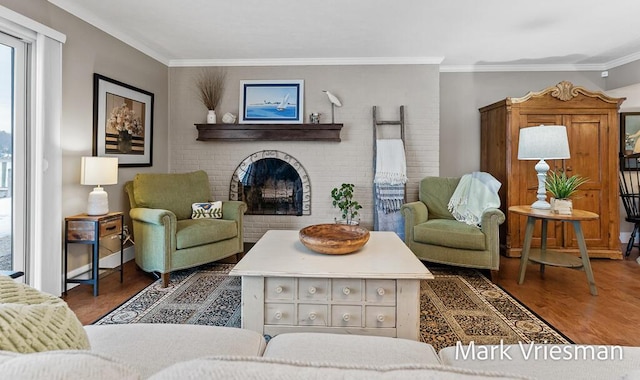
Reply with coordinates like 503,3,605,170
331,183,362,225
545,169,589,215
196,68,226,124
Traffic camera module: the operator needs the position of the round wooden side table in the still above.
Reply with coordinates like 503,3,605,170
508,205,599,296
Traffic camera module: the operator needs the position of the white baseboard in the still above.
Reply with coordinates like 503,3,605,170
65,246,135,290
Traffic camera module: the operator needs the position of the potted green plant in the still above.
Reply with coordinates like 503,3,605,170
545,169,589,214
331,183,362,225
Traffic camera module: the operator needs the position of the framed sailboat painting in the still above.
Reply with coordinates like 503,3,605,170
239,80,304,124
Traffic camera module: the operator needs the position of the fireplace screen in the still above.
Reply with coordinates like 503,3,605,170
230,150,310,215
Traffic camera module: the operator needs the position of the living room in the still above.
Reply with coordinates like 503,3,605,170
2,1,640,377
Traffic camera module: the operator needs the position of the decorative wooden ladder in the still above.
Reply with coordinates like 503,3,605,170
372,105,406,233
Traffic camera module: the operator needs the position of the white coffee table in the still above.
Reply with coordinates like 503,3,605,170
229,229,433,340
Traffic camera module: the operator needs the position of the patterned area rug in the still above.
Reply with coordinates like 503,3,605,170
94,263,570,351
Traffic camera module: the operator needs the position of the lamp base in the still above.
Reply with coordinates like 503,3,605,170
531,159,551,210
531,199,551,210
87,186,109,216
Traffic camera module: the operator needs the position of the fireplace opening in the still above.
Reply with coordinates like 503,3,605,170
230,151,310,215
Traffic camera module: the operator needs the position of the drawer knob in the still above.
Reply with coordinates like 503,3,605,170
274,311,282,320
376,287,385,296
308,312,317,320
342,313,351,322
377,314,385,323
308,286,317,294
342,287,351,295
275,286,283,294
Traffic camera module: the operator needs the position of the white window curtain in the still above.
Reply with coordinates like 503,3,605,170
0,6,65,295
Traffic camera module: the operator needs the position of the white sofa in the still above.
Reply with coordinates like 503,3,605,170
1,324,640,379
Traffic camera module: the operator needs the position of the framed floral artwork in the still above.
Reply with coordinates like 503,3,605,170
238,80,304,124
93,73,154,167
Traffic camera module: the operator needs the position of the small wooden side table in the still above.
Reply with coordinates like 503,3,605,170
64,212,124,296
508,205,599,296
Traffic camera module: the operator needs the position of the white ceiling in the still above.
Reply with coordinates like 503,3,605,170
49,0,640,71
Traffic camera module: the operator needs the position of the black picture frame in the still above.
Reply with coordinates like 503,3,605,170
620,112,640,171
93,73,154,167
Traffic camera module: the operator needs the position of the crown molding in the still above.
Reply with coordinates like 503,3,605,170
441,54,640,73
439,63,609,73
47,0,170,65
169,56,444,67
45,0,640,72
604,51,640,70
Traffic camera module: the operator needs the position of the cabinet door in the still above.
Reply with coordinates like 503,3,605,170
562,114,611,249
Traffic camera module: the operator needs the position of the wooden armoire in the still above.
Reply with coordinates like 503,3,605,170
479,81,625,259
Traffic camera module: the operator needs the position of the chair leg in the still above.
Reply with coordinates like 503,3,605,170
489,270,499,284
627,223,640,257
161,273,170,288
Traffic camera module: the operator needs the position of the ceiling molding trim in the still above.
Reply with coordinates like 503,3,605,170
604,51,640,70
439,63,608,73
169,56,445,67
47,0,169,65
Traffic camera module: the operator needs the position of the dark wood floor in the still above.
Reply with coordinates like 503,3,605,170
63,246,640,347
496,248,640,347
63,260,154,325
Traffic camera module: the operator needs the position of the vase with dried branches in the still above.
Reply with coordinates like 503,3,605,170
196,68,226,124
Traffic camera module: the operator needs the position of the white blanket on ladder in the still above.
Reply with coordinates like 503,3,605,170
374,139,407,185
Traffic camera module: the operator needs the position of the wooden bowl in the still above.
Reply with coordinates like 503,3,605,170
299,224,370,255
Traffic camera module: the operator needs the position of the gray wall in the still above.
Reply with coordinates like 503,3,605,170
606,60,640,90
439,72,605,177
2,0,169,271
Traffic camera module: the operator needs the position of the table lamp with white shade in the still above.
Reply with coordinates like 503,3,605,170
80,156,118,215
517,125,570,210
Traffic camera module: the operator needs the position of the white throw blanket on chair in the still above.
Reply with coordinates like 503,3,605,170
447,171,501,227
374,139,407,185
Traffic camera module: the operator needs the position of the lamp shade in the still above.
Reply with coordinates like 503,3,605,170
517,125,570,160
80,157,118,186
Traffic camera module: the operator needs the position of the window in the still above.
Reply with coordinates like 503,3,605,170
0,6,65,293
0,32,26,276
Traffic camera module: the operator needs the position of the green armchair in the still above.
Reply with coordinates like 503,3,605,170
401,176,505,273
125,170,246,287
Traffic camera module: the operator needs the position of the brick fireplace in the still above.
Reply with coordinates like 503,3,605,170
168,64,440,243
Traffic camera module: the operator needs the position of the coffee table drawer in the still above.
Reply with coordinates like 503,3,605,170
298,304,327,326
331,279,362,302
298,278,329,301
365,280,396,303
265,277,295,300
331,305,362,327
365,306,396,328
265,303,295,325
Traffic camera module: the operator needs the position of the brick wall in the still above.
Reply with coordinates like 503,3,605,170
169,65,440,242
